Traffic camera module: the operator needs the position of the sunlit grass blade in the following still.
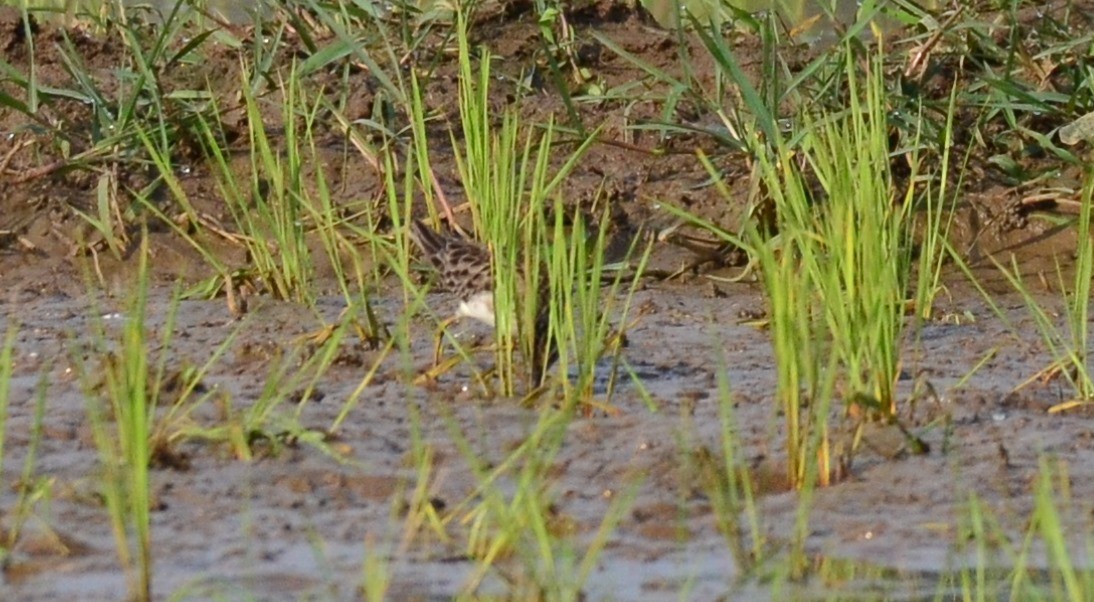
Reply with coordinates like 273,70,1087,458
988,172,1094,403
75,233,157,601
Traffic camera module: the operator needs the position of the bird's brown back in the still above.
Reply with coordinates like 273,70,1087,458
407,220,493,300
407,219,557,384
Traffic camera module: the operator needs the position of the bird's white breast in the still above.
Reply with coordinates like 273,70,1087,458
458,291,496,327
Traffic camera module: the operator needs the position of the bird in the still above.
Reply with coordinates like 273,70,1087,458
407,220,497,326
406,219,556,386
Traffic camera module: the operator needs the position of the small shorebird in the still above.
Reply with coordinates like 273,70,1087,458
407,220,555,385
407,220,497,327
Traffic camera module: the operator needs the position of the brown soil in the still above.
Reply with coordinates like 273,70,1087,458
2,2,1094,599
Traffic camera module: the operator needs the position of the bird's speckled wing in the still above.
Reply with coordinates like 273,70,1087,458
407,220,493,300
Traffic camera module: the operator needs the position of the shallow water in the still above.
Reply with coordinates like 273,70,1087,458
2,276,1092,600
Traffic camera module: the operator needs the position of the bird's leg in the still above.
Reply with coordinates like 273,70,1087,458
417,316,501,386
414,317,462,385
432,315,459,368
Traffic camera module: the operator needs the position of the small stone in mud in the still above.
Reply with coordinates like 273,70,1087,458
679,389,708,415
737,307,766,320
288,388,325,404
701,281,727,298
151,444,192,471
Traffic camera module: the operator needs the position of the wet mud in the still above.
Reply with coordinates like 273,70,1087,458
4,280,1094,600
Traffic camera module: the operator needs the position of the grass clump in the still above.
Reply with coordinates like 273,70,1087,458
753,48,941,490
442,409,637,599
415,7,641,399
666,40,953,493
188,62,315,305
0,325,54,571
74,238,158,601
69,235,235,599
952,458,1094,601
991,172,1094,406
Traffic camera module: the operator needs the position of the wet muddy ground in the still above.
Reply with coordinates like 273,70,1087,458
3,1,1094,599
3,265,1094,600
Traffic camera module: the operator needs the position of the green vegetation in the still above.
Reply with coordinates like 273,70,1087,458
1,0,1093,599
992,177,1094,406
450,10,557,394
75,238,158,600
0,322,45,570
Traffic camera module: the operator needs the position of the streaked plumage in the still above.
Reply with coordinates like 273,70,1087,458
407,220,556,384
407,220,497,326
